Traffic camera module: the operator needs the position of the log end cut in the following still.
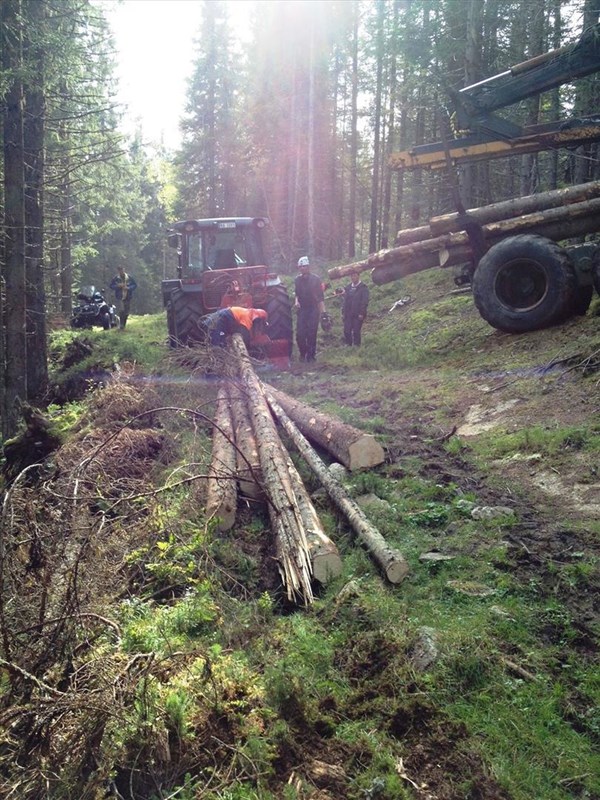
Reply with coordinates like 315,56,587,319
312,552,343,584
206,480,237,532
385,557,409,584
347,436,385,471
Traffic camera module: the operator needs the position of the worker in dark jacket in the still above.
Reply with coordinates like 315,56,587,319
199,306,268,347
109,266,137,329
342,269,369,346
294,256,325,362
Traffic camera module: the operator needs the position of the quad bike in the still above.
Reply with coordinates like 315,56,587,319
70,286,120,330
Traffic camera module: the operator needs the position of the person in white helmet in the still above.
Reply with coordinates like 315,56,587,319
294,256,324,362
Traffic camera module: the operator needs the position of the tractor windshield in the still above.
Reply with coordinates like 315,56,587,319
184,224,266,273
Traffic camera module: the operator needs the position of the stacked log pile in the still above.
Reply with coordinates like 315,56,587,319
205,336,408,604
327,179,600,286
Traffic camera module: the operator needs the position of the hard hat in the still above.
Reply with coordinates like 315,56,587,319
297,256,310,268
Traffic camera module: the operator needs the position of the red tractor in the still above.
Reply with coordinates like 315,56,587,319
163,217,293,362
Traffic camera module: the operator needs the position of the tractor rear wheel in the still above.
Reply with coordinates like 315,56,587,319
166,288,203,347
473,235,576,333
266,285,293,353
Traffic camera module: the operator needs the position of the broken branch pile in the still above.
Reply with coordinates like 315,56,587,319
204,336,407,604
327,179,600,286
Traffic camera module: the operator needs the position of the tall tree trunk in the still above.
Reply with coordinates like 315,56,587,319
520,0,544,195
24,0,48,401
548,1,562,190
573,0,600,186
57,96,72,317
307,16,316,257
462,0,483,206
2,0,27,438
381,0,400,248
369,0,385,253
348,5,359,259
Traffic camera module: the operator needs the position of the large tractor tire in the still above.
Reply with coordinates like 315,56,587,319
473,235,577,333
166,287,203,347
266,285,293,353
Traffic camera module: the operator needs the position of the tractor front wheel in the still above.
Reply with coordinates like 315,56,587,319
166,288,203,347
473,235,576,333
266,285,293,354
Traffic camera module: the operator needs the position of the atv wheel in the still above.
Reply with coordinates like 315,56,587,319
166,287,203,347
473,235,576,333
265,285,293,354
102,313,112,330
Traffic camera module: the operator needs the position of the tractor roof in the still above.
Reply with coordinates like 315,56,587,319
169,217,269,233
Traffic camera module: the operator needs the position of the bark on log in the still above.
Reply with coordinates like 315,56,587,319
371,196,600,286
429,179,600,236
394,223,433,246
227,383,264,502
264,389,409,584
333,184,600,285
279,443,342,583
206,385,237,532
370,251,449,285
230,335,341,602
328,259,371,280
264,385,385,471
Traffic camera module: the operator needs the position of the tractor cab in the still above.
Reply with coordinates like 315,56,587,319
168,217,268,276
163,217,292,364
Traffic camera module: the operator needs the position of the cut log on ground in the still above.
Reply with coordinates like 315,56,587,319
206,385,237,532
264,389,409,584
230,335,341,603
227,382,264,502
278,443,342,583
264,385,385,471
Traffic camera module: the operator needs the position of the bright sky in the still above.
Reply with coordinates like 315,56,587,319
105,0,252,150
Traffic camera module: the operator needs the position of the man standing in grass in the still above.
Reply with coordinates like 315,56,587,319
294,256,325,362
342,269,369,346
110,266,137,329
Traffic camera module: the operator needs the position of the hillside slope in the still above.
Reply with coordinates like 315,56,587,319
1,269,598,800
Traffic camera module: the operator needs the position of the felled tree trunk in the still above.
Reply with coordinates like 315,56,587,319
227,382,264,502
371,196,600,286
279,443,342,584
264,389,409,584
230,335,341,603
429,178,600,236
206,385,237,532
264,385,385,471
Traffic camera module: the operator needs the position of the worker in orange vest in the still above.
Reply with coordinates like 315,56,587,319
199,306,268,347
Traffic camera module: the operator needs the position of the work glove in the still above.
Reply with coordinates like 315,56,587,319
320,312,333,332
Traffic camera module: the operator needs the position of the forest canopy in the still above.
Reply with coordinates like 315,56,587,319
1,0,600,435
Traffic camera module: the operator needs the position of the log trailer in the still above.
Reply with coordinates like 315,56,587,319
330,23,600,333
163,217,293,359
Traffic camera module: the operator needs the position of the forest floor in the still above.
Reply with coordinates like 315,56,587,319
2,269,599,799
